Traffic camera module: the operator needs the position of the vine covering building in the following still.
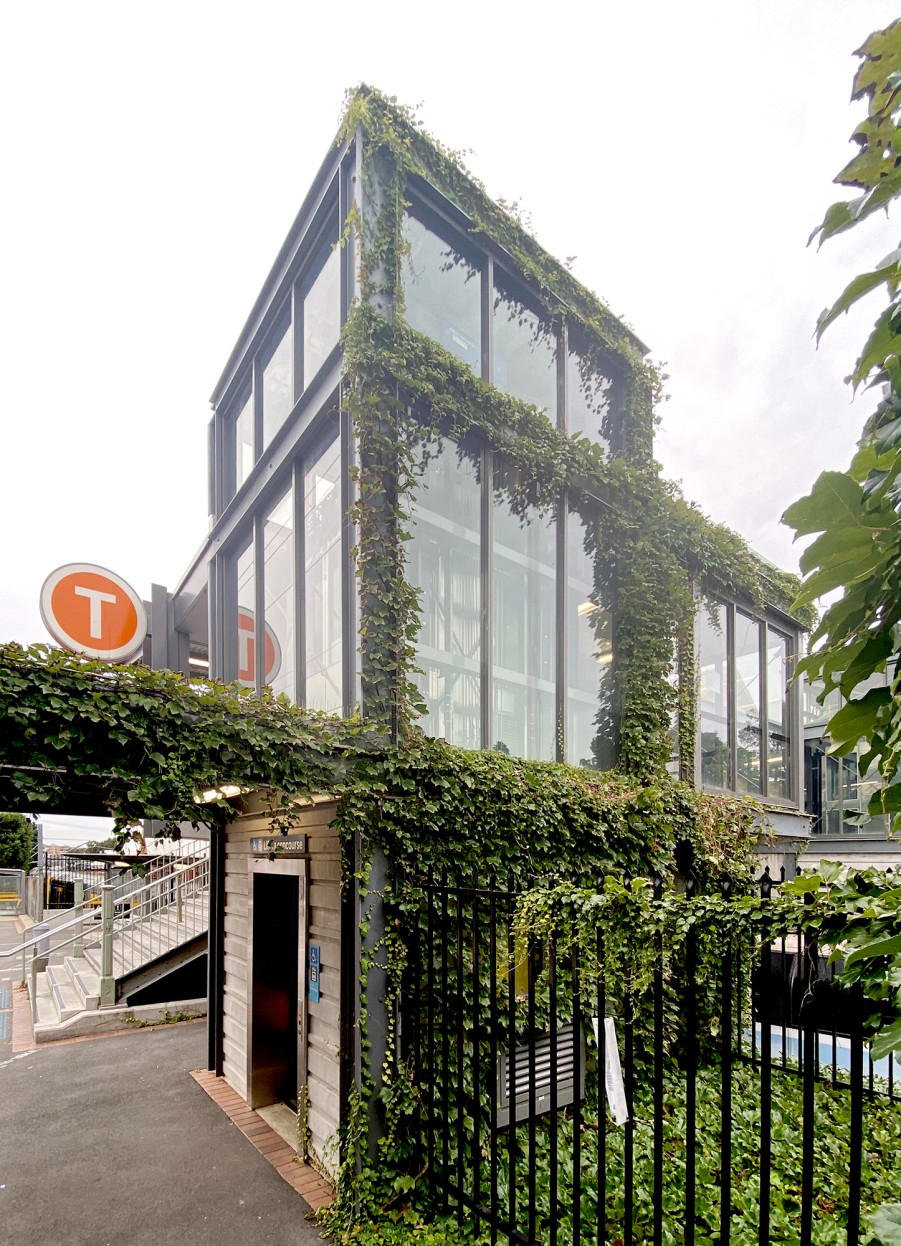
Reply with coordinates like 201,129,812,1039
173,87,806,803
161,89,812,1168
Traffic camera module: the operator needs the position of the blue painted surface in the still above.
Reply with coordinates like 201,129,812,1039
751,1023,896,1083
309,944,320,1003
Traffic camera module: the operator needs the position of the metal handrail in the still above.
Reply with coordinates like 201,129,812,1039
110,857,210,992
0,901,98,962
15,842,211,1025
0,841,211,961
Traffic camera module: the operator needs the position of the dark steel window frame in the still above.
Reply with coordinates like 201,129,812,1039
403,188,624,448
418,426,600,764
562,320,625,453
696,598,801,806
214,183,342,518
219,412,342,706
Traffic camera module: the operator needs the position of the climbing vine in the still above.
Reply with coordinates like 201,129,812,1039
0,642,372,832
319,87,815,1233
0,87,816,1242
339,85,809,773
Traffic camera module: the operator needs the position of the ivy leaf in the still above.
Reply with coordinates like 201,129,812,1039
843,934,901,968
851,306,901,390
840,632,895,694
868,783,901,815
783,471,871,539
816,249,901,341
870,1021,901,1064
794,544,886,606
798,526,876,576
827,687,891,749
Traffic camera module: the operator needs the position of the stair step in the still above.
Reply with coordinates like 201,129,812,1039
46,964,84,1022
63,956,100,1009
80,905,209,979
33,974,60,1028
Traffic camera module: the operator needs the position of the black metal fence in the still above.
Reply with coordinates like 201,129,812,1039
44,853,116,908
399,867,899,1246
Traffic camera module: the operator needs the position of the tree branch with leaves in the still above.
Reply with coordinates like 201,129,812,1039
784,21,901,824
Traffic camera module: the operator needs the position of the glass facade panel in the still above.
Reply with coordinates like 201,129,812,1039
303,245,341,389
408,440,482,748
236,538,256,689
665,653,680,779
698,610,729,788
735,612,762,794
818,746,886,835
803,677,841,727
493,283,557,414
565,511,610,767
492,469,556,760
261,310,293,447
766,631,790,798
807,668,897,833
304,439,342,714
234,387,254,491
567,349,611,451
263,488,295,700
401,214,481,373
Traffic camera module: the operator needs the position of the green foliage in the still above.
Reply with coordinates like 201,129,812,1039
868,1204,901,1246
334,732,761,886
479,1062,901,1245
342,861,901,1240
781,862,901,1059
0,811,36,872
587,1063,901,1244
339,84,806,767
0,642,375,832
784,20,901,821
324,1205,486,1246
329,1064,901,1245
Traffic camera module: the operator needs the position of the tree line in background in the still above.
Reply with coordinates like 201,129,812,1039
0,812,35,872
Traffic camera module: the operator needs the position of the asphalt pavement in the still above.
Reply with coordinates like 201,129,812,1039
0,1019,327,1246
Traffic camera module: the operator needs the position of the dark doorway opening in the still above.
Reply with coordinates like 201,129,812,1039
251,871,301,1109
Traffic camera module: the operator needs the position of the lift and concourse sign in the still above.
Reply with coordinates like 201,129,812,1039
40,563,147,662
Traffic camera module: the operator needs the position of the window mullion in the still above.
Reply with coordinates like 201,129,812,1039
555,494,566,763
760,621,769,798
481,446,492,750
728,604,737,791
254,515,265,695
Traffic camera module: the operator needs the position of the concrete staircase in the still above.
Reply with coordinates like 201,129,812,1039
36,955,101,1027
27,846,210,1042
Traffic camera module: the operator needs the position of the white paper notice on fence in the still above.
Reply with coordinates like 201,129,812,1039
591,1016,629,1126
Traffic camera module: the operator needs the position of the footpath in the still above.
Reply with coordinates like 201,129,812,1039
0,1016,327,1246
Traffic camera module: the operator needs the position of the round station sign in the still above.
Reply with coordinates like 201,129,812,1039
237,607,282,687
40,563,147,662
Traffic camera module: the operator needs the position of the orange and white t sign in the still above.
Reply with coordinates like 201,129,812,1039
40,564,148,662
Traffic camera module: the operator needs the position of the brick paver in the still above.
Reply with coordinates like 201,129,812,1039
190,1069,334,1212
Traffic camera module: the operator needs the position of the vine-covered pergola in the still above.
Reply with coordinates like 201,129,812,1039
0,642,369,829
0,641,765,885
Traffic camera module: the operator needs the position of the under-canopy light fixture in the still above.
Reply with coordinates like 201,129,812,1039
195,783,245,804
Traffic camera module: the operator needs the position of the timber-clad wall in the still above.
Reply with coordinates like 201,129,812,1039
222,796,342,1176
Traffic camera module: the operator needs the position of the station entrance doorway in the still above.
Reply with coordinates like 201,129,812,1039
248,856,308,1111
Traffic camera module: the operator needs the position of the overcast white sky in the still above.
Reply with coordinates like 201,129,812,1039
2,1,899,842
